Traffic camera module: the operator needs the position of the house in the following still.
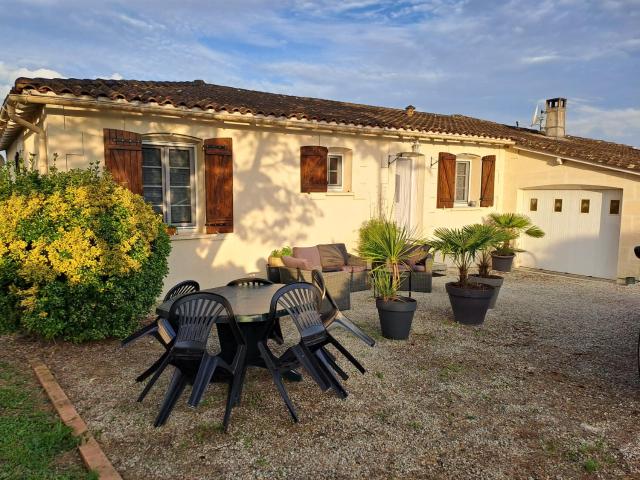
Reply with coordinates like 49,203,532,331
1,78,638,289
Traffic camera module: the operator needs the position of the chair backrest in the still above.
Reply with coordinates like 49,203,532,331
163,280,200,302
227,277,273,287
168,292,243,351
269,283,325,343
311,269,339,311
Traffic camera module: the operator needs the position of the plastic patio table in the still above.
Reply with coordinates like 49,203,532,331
156,283,300,378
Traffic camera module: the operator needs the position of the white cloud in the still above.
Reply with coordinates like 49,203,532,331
570,103,640,147
0,62,64,102
520,54,562,65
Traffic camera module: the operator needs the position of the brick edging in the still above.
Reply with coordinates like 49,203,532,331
31,360,122,480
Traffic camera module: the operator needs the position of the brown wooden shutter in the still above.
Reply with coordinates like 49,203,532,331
103,128,143,194
480,155,496,207
204,138,233,233
300,146,328,193
436,152,456,208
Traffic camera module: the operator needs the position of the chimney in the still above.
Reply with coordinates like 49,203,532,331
405,105,416,117
544,97,567,138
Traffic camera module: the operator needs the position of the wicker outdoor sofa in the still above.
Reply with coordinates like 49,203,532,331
272,243,443,309
276,243,369,311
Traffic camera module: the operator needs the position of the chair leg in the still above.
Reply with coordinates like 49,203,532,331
154,369,187,427
318,347,349,380
121,322,158,347
315,350,348,399
257,342,298,423
136,350,170,383
188,356,219,408
327,335,366,374
223,353,246,433
233,360,249,406
334,313,376,347
291,345,330,392
138,353,172,402
270,320,284,345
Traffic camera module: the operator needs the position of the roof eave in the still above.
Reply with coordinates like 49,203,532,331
2,92,515,146
514,145,640,177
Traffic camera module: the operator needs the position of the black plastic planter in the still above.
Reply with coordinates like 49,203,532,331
445,282,493,325
491,253,515,272
376,296,417,340
469,274,504,309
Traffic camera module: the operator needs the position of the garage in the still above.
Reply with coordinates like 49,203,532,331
518,188,623,279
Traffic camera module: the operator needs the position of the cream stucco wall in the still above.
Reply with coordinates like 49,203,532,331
34,105,509,293
503,147,640,281
6,103,638,291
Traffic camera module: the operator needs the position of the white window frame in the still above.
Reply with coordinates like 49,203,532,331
327,153,343,191
454,160,471,204
142,141,197,228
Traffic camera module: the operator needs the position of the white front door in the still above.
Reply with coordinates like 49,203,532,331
518,189,622,279
395,158,414,230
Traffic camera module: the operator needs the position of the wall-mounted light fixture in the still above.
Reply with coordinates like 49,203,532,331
387,140,423,166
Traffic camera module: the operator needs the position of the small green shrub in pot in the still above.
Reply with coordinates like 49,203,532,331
486,213,544,272
430,224,502,325
358,215,419,339
268,246,292,267
0,160,171,341
469,226,512,309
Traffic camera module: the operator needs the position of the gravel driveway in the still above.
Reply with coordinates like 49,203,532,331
3,270,640,479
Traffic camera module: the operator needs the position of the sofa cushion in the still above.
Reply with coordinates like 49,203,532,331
317,244,347,271
282,255,312,270
406,245,431,269
292,246,322,270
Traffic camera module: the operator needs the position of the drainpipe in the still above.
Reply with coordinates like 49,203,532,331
5,102,48,173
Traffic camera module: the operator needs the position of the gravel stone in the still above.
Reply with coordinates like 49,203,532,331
2,270,640,479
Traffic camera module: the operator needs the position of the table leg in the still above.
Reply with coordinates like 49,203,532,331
216,323,302,382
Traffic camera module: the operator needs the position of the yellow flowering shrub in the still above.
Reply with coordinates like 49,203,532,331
0,162,171,341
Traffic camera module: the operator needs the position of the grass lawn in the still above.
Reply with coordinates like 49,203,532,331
0,360,96,480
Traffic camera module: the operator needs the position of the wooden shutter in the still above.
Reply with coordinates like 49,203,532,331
300,146,328,193
480,155,496,207
204,138,233,233
436,152,456,208
103,128,143,194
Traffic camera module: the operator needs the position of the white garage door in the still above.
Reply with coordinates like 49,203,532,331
518,189,622,279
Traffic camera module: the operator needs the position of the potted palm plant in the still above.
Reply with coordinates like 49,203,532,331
430,224,500,325
358,216,418,340
468,228,511,309
487,213,545,272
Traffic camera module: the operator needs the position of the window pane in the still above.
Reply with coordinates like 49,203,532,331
581,199,590,213
171,206,192,223
170,187,191,206
455,161,468,202
610,199,620,215
143,167,162,185
327,156,342,186
143,186,163,205
142,147,161,167
530,198,538,211
169,149,190,168
554,199,563,212
169,168,190,186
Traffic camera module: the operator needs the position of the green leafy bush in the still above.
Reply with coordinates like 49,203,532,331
0,161,171,342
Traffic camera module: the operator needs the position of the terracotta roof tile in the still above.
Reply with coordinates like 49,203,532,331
7,77,640,172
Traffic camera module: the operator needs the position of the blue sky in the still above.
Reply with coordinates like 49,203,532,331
0,0,639,145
